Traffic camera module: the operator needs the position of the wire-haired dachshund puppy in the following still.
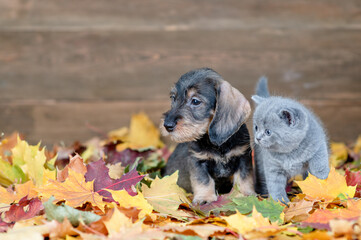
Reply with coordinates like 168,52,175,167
161,68,255,204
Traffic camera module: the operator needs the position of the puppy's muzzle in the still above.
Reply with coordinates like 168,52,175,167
163,114,179,133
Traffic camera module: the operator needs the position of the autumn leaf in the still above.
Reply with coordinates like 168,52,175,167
44,196,101,226
57,154,87,182
11,137,47,186
109,112,164,150
141,171,191,218
159,223,227,238
330,142,349,167
295,167,356,201
106,189,154,219
353,135,361,153
85,159,144,200
345,168,361,198
284,200,314,222
223,207,286,238
0,157,27,187
4,197,43,222
39,169,106,211
103,205,142,236
103,141,152,166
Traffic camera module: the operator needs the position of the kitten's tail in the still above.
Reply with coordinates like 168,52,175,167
256,76,270,98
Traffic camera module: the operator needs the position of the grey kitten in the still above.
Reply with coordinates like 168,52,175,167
252,77,330,203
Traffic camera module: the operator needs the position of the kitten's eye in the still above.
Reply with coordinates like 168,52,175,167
170,95,175,101
255,125,258,131
265,129,272,136
191,98,201,106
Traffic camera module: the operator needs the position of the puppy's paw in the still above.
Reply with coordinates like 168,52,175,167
192,193,218,205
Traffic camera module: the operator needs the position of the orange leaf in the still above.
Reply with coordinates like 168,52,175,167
56,154,87,182
38,169,106,212
295,167,356,201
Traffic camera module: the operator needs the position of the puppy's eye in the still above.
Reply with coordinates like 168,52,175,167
265,129,272,136
255,125,258,131
191,98,201,106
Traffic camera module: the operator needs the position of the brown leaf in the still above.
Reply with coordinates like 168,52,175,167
284,200,314,222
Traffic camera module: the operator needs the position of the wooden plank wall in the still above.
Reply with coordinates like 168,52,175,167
0,0,360,147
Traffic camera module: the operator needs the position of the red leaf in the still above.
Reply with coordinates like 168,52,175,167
85,159,144,200
345,169,361,197
4,197,43,222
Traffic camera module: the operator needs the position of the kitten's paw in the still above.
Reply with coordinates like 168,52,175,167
270,194,290,204
313,168,330,180
192,193,218,205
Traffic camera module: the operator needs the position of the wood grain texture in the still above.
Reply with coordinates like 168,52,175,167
0,0,360,146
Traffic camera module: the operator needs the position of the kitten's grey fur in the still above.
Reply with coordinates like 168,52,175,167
252,77,330,202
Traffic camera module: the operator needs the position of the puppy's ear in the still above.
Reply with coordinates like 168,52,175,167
209,80,251,146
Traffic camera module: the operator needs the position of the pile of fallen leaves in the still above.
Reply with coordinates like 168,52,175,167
0,112,360,240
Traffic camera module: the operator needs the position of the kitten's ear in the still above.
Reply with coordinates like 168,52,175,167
251,95,266,105
208,80,251,146
279,108,305,127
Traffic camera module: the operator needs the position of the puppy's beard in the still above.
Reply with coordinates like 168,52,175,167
160,118,210,143
159,118,170,137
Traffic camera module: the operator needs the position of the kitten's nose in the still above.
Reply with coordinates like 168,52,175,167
164,121,176,132
256,137,261,142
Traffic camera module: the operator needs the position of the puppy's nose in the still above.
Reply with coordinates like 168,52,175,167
164,121,176,132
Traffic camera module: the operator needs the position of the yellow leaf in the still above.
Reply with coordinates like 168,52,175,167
141,171,191,218
107,189,154,219
108,127,128,141
0,185,17,204
295,167,356,201
223,207,272,235
354,135,361,153
103,206,135,235
11,138,46,186
111,113,164,150
14,180,38,200
330,142,348,167
38,169,106,212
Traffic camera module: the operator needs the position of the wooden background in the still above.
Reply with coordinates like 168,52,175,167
0,0,360,147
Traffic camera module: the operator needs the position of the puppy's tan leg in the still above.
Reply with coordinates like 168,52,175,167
233,170,255,196
190,172,217,204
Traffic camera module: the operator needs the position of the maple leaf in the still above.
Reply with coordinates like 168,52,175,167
345,168,361,198
103,206,139,236
109,112,164,150
38,169,106,212
4,197,43,222
302,199,361,230
11,137,46,186
106,189,154,219
141,171,191,218
103,141,152,166
57,154,87,182
330,142,349,167
44,196,101,226
199,190,284,223
85,159,144,200
160,223,227,238
353,135,361,153
0,157,27,187
223,207,284,238
295,167,356,201
284,200,314,222
0,181,40,205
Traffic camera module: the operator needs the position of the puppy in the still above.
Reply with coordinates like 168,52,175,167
161,68,255,204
